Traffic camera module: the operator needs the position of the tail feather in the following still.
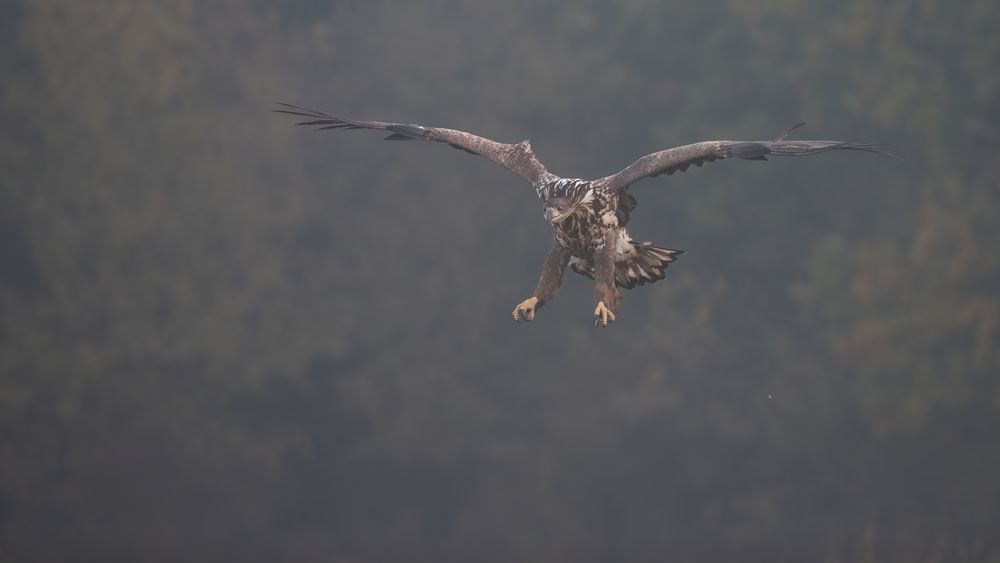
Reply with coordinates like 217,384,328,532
569,242,685,289
616,242,684,289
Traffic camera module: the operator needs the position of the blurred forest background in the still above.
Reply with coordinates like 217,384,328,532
2,1,999,562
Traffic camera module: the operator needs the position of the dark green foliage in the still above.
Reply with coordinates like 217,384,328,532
1,1,998,562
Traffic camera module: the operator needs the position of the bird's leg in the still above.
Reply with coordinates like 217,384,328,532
513,242,570,322
592,232,619,327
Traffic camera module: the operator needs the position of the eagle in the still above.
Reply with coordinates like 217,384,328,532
276,103,892,326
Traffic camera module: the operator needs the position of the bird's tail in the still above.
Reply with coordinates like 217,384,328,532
616,242,684,289
569,243,683,289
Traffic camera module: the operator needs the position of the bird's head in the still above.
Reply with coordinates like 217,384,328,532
544,197,574,224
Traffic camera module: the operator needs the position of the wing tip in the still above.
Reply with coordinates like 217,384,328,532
845,142,898,158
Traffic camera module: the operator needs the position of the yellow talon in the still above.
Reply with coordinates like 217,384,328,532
512,296,540,322
593,301,616,327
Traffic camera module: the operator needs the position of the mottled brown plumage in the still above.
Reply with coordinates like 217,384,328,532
277,103,893,326
274,103,552,185
596,123,894,193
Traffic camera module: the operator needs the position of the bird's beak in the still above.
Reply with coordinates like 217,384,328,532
544,208,555,222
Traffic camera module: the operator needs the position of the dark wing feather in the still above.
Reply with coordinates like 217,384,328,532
275,103,552,186
599,123,895,193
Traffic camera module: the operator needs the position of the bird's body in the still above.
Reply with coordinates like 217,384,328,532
538,177,682,290
276,102,892,326
542,178,616,259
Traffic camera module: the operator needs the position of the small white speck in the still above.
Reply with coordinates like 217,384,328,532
767,394,773,399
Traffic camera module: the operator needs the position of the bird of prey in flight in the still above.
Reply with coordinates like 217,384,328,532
276,103,892,326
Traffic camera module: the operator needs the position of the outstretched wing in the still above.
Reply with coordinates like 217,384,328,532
599,123,895,193
275,103,552,186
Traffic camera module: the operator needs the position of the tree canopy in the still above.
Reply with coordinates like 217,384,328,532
1,1,998,562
